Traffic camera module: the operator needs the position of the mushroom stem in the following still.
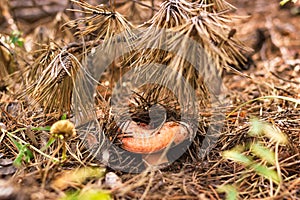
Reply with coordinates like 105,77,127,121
142,152,169,167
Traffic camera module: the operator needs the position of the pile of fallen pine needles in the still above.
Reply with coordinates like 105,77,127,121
0,0,299,199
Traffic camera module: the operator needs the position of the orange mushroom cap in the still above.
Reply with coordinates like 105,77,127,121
120,121,189,154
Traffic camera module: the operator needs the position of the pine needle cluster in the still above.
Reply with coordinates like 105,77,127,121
17,0,251,169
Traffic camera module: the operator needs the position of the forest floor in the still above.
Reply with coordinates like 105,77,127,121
0,0,299,199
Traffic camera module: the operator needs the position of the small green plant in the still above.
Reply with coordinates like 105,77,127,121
219,118,288,199
6,133,33,167
9,31,24,47
0,114,76,169
0,116,70,168
0,126,58,167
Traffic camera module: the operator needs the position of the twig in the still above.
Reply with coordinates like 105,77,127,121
270,71,300,84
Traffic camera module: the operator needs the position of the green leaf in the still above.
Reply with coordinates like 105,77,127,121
7,134,23,151
16,39,24,47
250,143,276,165
6,133,33,167
9,31,24,47
222,150,252,165
13,145,33,167
40,137,56,152
217,185,238,200
23,145,34,163
61,113,67,120
31,126,51,131
13,151,25,167
250,163,281,184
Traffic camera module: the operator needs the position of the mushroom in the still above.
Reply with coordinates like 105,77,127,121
119,121,190,167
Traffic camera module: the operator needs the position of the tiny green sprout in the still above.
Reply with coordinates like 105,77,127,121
61,113,67,120
6,134,33,167
9,31,24,47
1,127,59,164
31,126,51,131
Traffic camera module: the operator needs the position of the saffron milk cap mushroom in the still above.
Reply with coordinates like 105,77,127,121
119,120,190,166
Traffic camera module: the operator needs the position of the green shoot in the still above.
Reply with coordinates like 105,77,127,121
1,128,59,165
6,132,33,167
61,113,67,120
220,117,287,196
217,185,239,200
9,31,24,47
31,126,51,131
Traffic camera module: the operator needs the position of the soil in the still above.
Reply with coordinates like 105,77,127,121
0,0,299,199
